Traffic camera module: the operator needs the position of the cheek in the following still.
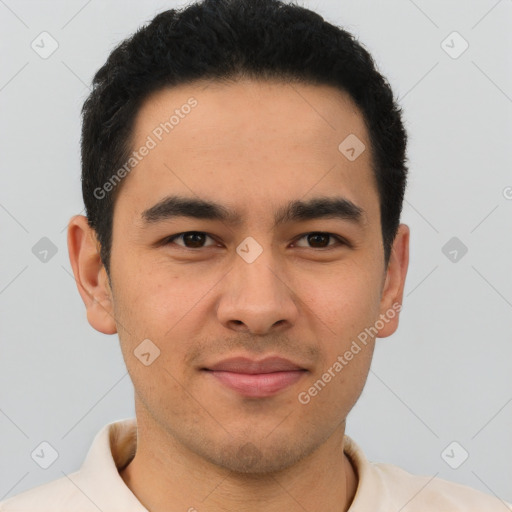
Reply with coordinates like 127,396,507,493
114,265,215,366
117,258,202,325
296,337,375,425
299,261,381,334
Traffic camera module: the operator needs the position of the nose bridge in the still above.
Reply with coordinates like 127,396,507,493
217,237,298,333
240,249,280,298
235,238,286,302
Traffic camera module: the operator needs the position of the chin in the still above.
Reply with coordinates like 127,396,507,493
198,436,317,475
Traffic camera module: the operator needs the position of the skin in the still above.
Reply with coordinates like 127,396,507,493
67,78,409,512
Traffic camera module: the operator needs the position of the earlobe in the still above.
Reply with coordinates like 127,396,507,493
376,223,410,338
67,215,118,335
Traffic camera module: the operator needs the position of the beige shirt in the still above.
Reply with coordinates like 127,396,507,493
1,417,510,511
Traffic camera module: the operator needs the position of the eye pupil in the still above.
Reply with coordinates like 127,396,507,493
183,232,206,248
308,233,330,248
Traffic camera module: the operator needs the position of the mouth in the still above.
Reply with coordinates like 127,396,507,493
201,356,309,398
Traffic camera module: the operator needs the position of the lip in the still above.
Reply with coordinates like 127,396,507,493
202,356,308,398
204,356,306,373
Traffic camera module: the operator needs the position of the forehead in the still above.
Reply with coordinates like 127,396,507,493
134,78,369,151
116,78,379,228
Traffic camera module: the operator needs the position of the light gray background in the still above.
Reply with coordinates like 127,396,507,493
1,0,511,504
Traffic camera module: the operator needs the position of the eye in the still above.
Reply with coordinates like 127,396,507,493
163,231,218,249
292,232,347,249
161,231,348,250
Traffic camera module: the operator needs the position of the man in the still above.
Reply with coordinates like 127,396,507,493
1,0,510,510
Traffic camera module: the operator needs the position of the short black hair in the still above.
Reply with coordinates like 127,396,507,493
80,0,408,279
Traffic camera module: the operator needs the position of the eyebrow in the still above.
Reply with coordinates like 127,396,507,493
140,194,366,229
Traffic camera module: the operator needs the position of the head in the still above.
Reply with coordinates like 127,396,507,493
68,0,409,474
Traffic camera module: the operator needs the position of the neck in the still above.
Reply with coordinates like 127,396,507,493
119,415,358,512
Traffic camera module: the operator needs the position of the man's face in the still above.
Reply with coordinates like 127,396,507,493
98,79,407,473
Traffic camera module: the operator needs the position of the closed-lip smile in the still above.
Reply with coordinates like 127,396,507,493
202,356,309,397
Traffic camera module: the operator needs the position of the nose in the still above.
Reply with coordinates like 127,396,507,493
216,247,299,335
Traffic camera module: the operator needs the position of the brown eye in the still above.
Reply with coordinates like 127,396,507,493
307,233,330,248
165,231,216,249
293,232,345,249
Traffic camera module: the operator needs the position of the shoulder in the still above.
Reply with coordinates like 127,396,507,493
0,418,142,512
344,435,512,511
0,472,97,512
372,461,512,511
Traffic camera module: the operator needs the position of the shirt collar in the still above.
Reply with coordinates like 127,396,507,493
74,417,147,511
76,417,376,512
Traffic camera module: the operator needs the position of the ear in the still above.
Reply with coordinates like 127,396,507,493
375,223,410,338
67,215,117,335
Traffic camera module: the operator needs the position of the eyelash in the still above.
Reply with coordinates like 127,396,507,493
162,231,349,250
